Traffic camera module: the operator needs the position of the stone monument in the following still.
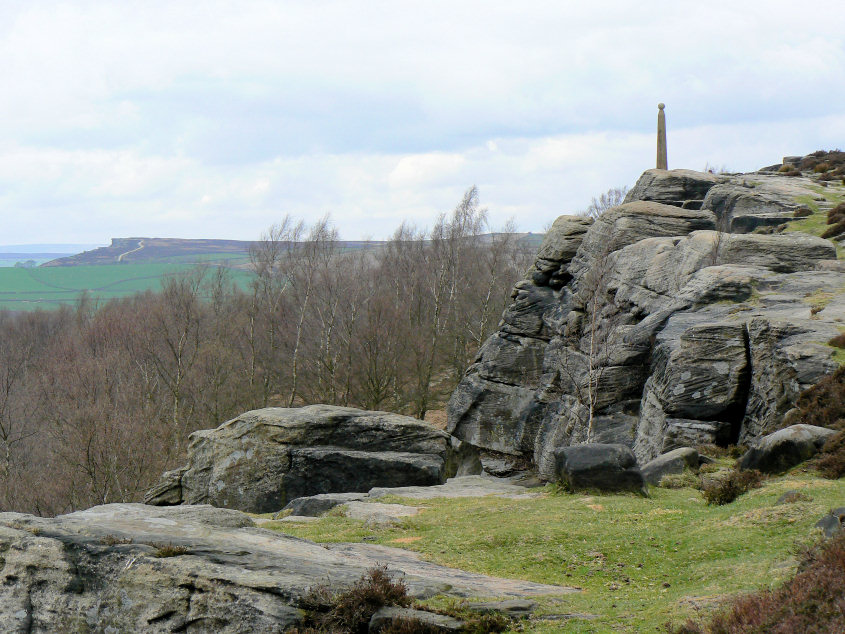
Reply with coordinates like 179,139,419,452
656,103,667,169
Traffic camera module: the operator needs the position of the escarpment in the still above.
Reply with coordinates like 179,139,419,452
449,161,845,476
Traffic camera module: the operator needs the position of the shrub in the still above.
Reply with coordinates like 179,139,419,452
827,202,845,224
800,156,820,170
100,535,132,546
792,206,813,218
778,164,798,173
816,432,845,480
794,366,845,429
829,333,845,349
700,470,763,505
820,219,845,239
151,542,189,557
814,162,832,173
292,565,413,633
672,531,845,633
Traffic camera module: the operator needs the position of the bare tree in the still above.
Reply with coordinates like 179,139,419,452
567,244,618,442
0,187,539,515
141,268,206,457
583,186,628,219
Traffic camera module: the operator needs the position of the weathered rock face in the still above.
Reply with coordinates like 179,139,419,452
0,503,568,632
146,405,480,513
448,165,845,474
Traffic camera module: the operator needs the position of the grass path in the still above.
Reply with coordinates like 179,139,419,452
262,470,845,632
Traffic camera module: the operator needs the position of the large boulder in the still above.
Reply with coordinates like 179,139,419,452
640,447,700,486
815,508,845,538
624,169,721,208
738,424,837,474
553,444,646,494
702,182,799,232
0,504,569,632
145,405,480,513
568,200,716,279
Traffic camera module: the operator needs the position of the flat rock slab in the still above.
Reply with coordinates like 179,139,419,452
341,501,421,526
370,606,464,632
368,475,543,500
262,515,320,524
281,492,369,517
0,503,574,633
326,543,575,598
466,599,537,616
274,476,542,519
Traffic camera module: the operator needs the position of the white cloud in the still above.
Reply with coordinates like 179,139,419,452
0,1,844,243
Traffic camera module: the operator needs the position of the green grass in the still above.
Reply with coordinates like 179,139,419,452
829,345,845,365
787,188,845,258
260,473,845,632
0,262,254,310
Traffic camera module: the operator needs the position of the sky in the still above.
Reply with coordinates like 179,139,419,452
1,1,845,245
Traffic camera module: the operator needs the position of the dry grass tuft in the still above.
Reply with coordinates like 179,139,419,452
150,542,189,558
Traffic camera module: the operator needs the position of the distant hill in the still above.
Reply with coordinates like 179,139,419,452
42,238,255,267
41,234,545,267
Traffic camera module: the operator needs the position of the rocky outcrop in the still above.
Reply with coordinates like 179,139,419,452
738,424,837,474
145,405,480,513
448,165,845,474
0,503,569,632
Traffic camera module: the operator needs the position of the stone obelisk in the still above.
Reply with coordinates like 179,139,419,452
656,103,668,170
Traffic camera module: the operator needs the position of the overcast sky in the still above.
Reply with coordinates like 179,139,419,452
1,1,844,244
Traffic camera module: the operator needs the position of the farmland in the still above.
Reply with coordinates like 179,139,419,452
0,261,254,311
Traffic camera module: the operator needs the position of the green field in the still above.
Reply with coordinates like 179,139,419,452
0,262,254,311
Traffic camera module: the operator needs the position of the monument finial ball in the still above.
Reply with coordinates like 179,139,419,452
658,103,665,110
